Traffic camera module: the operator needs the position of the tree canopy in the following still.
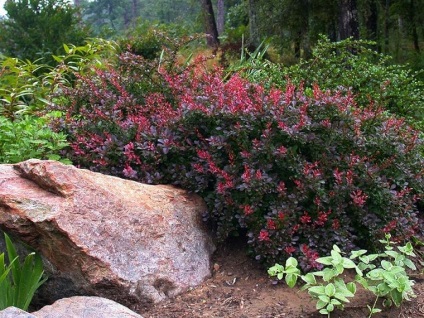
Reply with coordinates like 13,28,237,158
0,0,91,63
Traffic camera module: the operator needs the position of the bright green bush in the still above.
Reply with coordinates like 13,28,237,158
0,232,47,311
0,39,121,165
0,39,119,122
0,57,51,120
0,115,69,164
51,39,119,75
269,235,418,317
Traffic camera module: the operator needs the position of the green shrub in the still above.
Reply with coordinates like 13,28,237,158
269,235,418,317
118,21,199,60
0,39,119,122
0,57,51,120
0,115,69,164
0,0,91,65
0,232,47,311
0,39,120,165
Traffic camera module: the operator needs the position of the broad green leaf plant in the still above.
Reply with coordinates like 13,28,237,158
0,232,47,311
0,115,70,164
268,234,417,317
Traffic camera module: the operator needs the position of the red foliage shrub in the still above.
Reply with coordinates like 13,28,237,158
52,55,423,270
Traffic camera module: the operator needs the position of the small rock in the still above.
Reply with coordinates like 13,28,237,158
33,296,143,318
0,307,36,318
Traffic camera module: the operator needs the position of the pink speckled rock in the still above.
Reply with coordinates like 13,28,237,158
0,160,215,310
33,296,143,318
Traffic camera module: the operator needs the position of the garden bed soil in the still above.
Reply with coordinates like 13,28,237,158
142,237,424,318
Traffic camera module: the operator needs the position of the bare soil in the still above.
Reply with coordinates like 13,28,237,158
142,237,424,318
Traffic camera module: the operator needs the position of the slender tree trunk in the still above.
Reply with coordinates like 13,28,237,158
300,0,310,58
248,0,260,47
411,24,420,53
363,0,379,50
409,0,420,53
384,0,390,53
338,0,359,40
328,20,338,42
108,3,116,30
123,7,131,27
73,0,81,6
365,0,378,41
294,37,301,59
200,0,220,47
217,0,225,36
132,0,139,21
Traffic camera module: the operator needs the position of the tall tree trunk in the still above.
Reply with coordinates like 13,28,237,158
132,0,139,21
123,7,131,27
200,0,220,47
217,0,225,36
365,0,378,41
363,0,379,50
328,20,338,42
73,0,81,6
338,0,359,40
409,0,420,53
248,0,260,47
300,0,310,58
294,34,301,59
384,0,390,53
108,3,116,31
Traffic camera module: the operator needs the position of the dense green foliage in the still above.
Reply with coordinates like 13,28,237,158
225,0,423,70
0,39,120,164
0,0,421,70
0,56,69,163
0,57,56,120
0,115,69,164
0,0,91,64
80,0,202,35
118,21,200,59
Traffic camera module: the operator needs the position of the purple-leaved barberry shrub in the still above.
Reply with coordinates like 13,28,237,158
52,55,423,271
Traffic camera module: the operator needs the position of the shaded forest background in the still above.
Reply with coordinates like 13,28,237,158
0,0,422,74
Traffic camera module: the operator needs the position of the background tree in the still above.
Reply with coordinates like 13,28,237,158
216,0,225,35
234,0,422,69
82,0,201,36
83,0,131,33
390,0,422,53
247,0,260,47
0,0,420,73
0,0,91,64
200,0,220,47
338,0,359,40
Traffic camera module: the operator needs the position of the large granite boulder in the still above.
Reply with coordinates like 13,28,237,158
0,160,215,311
